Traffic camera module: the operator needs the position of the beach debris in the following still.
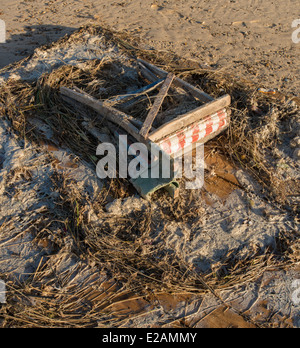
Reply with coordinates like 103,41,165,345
104,78,165,107
258,88,278,95
136,59,231,154
60,58,231,199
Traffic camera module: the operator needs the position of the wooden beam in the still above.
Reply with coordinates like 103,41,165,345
138,62,159,83
137,59,214,103
174,77,215,103
139,73,175,139
104,78,164,106
67,85,157,132
60,86,146,143
148,94,231,142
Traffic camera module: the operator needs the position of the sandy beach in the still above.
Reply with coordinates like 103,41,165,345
0,0,299,95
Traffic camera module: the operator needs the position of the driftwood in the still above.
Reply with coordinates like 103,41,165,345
81,121,113,144
104,79,164,106
138,62,158,83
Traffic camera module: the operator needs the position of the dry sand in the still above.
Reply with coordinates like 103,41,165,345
0,0,299,95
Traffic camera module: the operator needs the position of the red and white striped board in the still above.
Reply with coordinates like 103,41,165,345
157,108,228,156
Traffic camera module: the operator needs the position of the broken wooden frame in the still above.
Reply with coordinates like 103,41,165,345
137,59,231,158
60,59,231,198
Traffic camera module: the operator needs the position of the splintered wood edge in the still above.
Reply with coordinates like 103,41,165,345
148,94,231,142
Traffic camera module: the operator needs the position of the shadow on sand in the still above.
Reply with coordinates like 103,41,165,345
0,24,77,69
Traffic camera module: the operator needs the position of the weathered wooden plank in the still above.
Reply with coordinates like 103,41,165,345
105,78,164,106
138,62,159,83
60,86,146,143
137,59,214,103
139,73,175,139
148,95,231,142
81,121,113,144
175,77,215,103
